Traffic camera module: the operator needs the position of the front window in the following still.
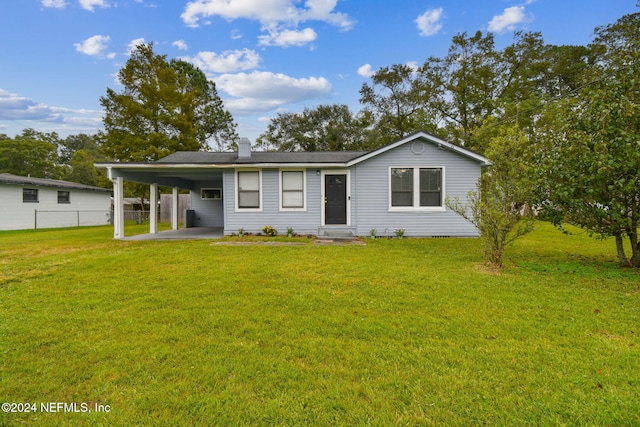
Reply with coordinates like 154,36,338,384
58,190,71,204
23,188,38,203
390,167,444,210
281,171,305,209
237,171,260,209
391,168,414,207
419,168,442,206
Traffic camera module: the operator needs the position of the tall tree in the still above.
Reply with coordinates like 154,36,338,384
100,43,237,162
257,104,373,151
0,129,61,178
359,64,442,145
435,31,501,150
59,134,101,165
535,13,640,267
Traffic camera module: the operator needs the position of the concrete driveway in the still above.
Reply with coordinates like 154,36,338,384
122,227,224,241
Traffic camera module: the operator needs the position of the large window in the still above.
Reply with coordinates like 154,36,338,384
419,168,442,207
390,168,414,207
280,170,305,210
57,190,71,204
23,188,38,203
237,171,261,209
390,167,444,210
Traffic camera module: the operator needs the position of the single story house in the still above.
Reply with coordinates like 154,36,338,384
0,173,112,230
97,132,491,239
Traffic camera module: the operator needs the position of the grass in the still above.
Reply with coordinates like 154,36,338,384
0,223,638,426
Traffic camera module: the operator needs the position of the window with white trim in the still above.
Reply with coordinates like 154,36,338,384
237,171,260,209
390,167,444,210
280,170,305,210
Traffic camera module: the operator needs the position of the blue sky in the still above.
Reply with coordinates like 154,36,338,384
0,0,637,143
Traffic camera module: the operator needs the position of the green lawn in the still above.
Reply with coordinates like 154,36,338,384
1,223,638,426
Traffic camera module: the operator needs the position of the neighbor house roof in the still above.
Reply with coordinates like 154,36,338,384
0,173,111,192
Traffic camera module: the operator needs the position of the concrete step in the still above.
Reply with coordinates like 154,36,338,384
317,229,355,240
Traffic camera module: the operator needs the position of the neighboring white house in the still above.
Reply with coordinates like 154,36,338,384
0,173,112,230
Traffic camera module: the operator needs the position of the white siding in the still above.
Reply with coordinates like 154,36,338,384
352,141,481,237
0,184,111,230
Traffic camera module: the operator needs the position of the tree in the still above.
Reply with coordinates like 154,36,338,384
535,13,640,267
359,31,550,152
360,64,443,145
0,130,61,178
100,43,237,163
257,104,373,151
57,133,109,187
447,124,535,268
59,134,101,165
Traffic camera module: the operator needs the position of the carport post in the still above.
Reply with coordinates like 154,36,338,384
171,186,179,230
149,182,158,234
113,176,124,239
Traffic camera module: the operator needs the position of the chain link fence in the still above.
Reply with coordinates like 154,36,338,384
32,209,155,230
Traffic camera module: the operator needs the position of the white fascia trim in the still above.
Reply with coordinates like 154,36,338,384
95,162,350,170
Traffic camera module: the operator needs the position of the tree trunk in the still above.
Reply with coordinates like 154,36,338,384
615,233,632,267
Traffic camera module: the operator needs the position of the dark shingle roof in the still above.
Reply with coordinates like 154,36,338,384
155,151,368,164
0,173,111,192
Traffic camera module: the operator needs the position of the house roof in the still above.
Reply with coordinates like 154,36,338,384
155,150,368,164
96,132,491,170
0,173,111,192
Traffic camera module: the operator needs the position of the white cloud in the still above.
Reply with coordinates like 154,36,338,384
0,89,61,121
183,49,261,74
357,64,375,78
172,40,189,51
406,61,419,72
78,0,110,12
74,35,113,57
215,71,332,114
181,0,353,47
488,5,529,33
41,0,66,8
415,7,444,37
258,27,317,47
127,38,146,55
299,0,353,31
0,89,103,129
